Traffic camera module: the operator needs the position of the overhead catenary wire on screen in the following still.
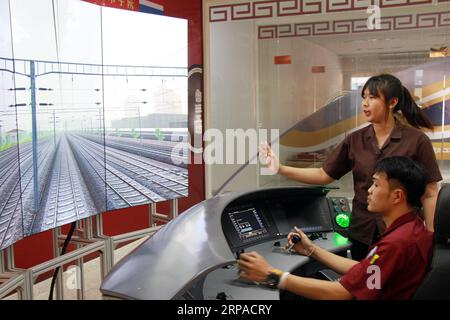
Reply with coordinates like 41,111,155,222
48,0,76,301
99,5,108,213
7,0,25,238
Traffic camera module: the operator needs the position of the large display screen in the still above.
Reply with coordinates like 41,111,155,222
282,196,334,233
0,0,188,250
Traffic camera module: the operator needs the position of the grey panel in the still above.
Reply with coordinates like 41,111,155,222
100,186,348,300
101,188,264,300
203,233,351,300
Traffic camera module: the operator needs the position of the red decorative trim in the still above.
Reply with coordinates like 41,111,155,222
258,11,450,39
209,4,231,22
210,0,445,22
259,25,279,38
278,0,301,17
380,0,432,9
253,1,276,19
326,0,375,13
232,3,252,20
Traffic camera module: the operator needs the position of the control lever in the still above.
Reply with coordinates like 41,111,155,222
286,234,301,254
216,292,228,300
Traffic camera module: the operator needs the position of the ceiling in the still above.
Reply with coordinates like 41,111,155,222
305,28,450,57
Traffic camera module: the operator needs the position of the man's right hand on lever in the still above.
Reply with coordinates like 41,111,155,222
286,227,316,257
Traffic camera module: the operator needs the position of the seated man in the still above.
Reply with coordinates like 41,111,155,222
238,156,434,299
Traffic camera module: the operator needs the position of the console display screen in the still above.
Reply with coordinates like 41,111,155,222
229,208,267,241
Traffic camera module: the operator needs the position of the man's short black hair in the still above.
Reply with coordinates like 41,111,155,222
374,156,427,208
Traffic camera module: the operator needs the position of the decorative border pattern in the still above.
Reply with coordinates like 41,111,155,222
258,11,450,38
210,0,450,22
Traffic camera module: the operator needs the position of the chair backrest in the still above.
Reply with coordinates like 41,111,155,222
434,184,450,245
413,184,450,300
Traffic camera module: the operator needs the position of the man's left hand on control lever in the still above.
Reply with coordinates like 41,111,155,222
237,251,273,282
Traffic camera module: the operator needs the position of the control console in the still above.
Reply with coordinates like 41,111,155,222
222,189,338,253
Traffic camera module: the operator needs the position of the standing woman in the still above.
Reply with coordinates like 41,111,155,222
260,74,442,261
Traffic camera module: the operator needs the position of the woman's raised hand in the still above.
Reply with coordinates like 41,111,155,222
259,142,280,174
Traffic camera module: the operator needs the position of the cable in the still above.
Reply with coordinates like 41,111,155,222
7,0,25,235
48,221,76,300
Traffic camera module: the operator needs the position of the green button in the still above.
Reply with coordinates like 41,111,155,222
335,213,350,228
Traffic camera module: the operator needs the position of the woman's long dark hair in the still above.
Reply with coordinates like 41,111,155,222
362,74,433,130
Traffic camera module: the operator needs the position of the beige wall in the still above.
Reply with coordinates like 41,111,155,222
258,37,343,163
206,20,260,196
205,9,344,196
205,20,344,195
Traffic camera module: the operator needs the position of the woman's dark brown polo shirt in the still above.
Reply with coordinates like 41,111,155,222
322,122,442,245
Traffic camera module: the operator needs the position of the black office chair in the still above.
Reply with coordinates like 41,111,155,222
413,184,450,300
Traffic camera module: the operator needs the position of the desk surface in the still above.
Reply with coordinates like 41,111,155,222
203,232,351,300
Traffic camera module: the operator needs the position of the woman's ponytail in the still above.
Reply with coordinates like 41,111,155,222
397,85,433,130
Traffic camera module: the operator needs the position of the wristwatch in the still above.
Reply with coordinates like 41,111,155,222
264,269,283,289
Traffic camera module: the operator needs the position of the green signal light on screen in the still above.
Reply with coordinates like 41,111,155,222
335,213,350,228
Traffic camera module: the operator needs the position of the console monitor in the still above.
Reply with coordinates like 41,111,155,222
229,207,268,241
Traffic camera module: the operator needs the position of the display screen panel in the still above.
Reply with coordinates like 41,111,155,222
0,0,188,250
229,207,268,241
